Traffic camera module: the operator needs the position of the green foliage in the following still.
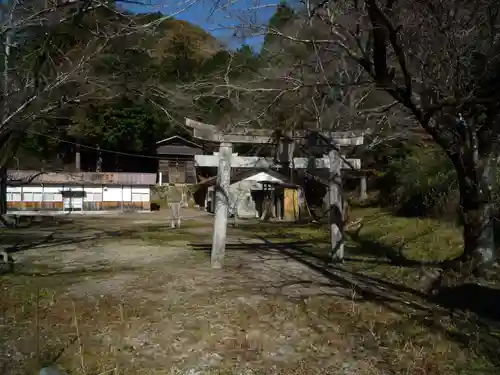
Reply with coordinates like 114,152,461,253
262,3,296,51
369,138,500,229
186,44,262,123
92,14,219,87
268,3,295,29
69,97,173,152
15,10,227,165
261,3,305,74
373,142,459,218
93,44,154,84
199,44,260,79
11,6,289,167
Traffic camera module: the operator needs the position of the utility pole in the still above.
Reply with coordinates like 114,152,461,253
96,144,102,172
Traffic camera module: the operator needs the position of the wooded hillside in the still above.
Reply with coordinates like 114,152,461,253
14,9,246,172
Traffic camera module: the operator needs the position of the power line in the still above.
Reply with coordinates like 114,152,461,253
20,98,282,161
27,129,173,160
25,128,266,161
21,99,196,160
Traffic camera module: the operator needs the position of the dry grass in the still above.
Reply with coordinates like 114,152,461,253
347,207,463,260
235,207,500,373
0,209,498,375
237,207,465,287
1,270,480,375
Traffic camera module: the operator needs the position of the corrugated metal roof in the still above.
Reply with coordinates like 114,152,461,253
7,170,157,185
156,135,203,148
198,168,298,188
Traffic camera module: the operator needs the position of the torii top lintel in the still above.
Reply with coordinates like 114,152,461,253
185,118,364,146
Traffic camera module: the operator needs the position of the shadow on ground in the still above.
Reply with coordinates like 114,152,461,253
0,220,202,276
0,222,201,257
344,227,456,268
190,236,500,370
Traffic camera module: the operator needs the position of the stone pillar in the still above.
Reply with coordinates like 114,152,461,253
328,149,344,261
360,174,367,201
277,131,295,180
169,202,181,228
211,142,232,269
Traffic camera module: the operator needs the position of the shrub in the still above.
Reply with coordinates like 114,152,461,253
366,139,500,250
374,143,459,218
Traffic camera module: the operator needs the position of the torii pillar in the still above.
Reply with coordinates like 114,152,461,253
211,142,232,268
328,148,344,261
185,118,277,268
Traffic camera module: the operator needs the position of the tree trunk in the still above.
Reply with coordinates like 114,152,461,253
458,178,495,274
0,167,6,216
426,165,496,292
423,116,500,292
0,167,12,228
439,118,497,278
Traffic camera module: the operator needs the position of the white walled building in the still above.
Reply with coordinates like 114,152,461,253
200,169,300,219
7,170,156,214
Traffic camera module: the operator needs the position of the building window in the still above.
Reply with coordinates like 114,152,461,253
10,193,21,202
43,193,55,202
132,193,149,202
86,193,103,202
22,192,34,202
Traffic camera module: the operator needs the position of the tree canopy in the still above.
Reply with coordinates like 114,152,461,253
14,9,232,170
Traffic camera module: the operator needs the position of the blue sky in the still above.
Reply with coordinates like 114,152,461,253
123,0,280,50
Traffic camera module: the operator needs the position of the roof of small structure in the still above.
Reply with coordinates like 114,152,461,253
198,168,299,188
156,135,202,148
156,135,204,156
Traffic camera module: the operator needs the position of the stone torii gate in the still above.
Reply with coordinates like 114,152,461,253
184,118,364,268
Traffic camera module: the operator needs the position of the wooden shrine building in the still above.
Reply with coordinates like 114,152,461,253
156,136,204,184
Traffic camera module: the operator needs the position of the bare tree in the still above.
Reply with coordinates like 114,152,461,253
204,0,500,280
313,0,500,279
0,0,199,219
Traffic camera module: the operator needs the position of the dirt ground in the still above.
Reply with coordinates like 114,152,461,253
0,210,494,375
